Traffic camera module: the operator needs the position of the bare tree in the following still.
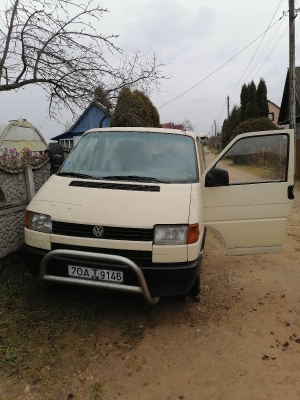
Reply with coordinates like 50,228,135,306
0,0,167,120
182,118,195,132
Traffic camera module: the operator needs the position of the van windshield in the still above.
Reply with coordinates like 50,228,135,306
59,131,199,183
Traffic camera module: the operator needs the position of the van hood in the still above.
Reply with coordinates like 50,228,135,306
28,175,192,228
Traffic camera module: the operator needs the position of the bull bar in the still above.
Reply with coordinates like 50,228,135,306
39,249,159,306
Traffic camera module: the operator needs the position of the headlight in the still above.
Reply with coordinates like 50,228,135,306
25,210,52,233
154,225,188,245
154,224,200,245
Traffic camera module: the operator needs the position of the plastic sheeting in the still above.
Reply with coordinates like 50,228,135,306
1,139,47,152
0,119,47,152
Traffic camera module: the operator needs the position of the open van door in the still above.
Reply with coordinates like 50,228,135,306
202,130,294,255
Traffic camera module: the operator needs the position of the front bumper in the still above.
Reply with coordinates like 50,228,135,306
22,244,202,301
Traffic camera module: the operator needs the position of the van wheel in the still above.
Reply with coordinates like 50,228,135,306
185,274,200,297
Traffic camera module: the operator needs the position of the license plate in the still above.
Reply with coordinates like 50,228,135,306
68,265,123,283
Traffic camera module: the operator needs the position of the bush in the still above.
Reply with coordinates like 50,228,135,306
230,118,280,166
233,117,278,139
0,148,48,170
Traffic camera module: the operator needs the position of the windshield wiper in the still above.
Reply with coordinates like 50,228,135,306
101,175,169,183
57,172,94,179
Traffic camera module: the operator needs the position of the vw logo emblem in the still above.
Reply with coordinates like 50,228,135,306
93,226,104,238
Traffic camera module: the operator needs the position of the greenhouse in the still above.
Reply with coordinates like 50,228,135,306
0,118,47,152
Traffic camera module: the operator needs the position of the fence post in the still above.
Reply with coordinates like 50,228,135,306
24,166,35,201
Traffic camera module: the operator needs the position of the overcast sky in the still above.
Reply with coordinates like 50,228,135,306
1,0,299,141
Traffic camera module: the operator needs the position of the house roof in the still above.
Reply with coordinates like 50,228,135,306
161,123,184,130
68,101,107,133
267,99,280,110
278,67,300,124
50,131,71,141
51,101,110,141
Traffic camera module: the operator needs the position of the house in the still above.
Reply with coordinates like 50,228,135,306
51,101,110,148
278,67,300,134
161,123,184,130
267,100,283,128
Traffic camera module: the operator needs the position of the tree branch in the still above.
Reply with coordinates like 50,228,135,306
0,0,168,121
0,0,20,79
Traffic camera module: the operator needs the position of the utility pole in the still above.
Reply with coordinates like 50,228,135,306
227,96,230,118
289,0,296,132
289,0,297,177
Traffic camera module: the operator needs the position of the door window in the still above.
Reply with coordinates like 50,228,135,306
213,134,289,184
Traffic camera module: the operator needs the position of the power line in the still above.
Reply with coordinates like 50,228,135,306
253,25,289,79
158,15,285,110
228,0,285,99
216,100,227,121
176,96,225,119
243,19,287,83
185,105,226,119
229,20,287,101
218,17,287,124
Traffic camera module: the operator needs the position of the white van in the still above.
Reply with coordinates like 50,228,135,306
23,127,294,305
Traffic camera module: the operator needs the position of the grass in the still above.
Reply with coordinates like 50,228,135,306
90,381,104,400
221,157,286,181
0,270,105,383
121,319,145,348
0,267,149,398
208,147,220,156
233,163,285,181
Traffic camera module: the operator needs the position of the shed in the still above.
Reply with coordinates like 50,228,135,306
0,118,47,152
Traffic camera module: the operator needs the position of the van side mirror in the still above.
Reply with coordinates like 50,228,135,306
205,167,229,187
53,154,63,173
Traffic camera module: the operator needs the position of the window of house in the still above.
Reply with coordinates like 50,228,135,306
59,139,74,149
268,112,274,121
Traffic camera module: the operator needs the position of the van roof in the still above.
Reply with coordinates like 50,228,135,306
84,127,196,139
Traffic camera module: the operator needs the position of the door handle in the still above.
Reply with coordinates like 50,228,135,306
288,185,295,200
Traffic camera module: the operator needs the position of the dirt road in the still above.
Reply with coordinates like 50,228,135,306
1,151,300,400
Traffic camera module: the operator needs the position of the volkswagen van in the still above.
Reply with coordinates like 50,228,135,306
23,127,294,305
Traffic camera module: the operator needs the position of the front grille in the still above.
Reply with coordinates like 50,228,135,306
52,221,153,241
51,243,152,267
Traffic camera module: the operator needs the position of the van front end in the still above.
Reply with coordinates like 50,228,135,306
23,128,204,304
23,202,203,303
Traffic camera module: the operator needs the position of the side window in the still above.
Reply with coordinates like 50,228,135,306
212,134,289,185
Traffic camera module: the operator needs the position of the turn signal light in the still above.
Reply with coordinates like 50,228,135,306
187,223,200,244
